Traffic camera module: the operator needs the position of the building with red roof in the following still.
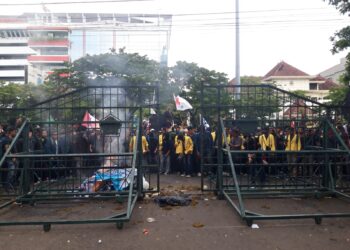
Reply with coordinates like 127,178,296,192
262,61,338,103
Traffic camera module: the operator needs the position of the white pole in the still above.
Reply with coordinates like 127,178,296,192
235,0,241,98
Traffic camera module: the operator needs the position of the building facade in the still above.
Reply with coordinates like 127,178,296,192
0,12,172,84
320,58,346,84
262,61,337,103
0,28,35,83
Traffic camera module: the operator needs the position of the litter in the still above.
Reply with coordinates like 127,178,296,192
147,217,156,223
251,224,259,229
98,240,102,244
143,229,149,235
154,196,192,207
192,223,204,228
80,168,149,193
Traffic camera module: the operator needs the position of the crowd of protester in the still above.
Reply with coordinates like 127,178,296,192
0,118,104,190
1,115,350,191
130,121,350,184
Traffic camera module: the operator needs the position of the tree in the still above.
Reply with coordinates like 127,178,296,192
240,76,263,85
325,0,350,84
169,61,230,126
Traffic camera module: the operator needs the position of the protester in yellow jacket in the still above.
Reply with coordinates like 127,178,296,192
285,132,301,151
129,135,149,153
259,130,276,151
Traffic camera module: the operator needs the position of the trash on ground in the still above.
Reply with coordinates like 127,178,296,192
147,217,156,223
98,240,102,244
143,229,149,235
251,224,259,229
154,196,192,207
192,222,205,228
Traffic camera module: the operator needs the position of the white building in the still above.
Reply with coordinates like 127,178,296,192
262,61,337,103
0,12,172,84
0,29,35,83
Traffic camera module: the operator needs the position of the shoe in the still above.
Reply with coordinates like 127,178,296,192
180,174,185,177
197,173,201,177
186,175,191,178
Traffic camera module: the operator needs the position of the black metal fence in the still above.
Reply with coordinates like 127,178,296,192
0,84,159,231
200,84,350,226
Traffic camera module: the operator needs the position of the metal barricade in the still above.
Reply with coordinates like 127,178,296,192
200,84,350,226
0,84,159,231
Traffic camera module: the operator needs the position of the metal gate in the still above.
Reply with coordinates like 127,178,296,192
0,84,159,231
200,84,350,226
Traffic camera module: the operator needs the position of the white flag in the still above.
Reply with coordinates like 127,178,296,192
150,108,156,115
203,117,210,129
174,95,193,111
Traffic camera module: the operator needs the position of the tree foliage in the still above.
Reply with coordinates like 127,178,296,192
325,0,350,15
325,0,350,85
169,61,230,125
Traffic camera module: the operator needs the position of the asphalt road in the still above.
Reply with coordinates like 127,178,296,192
0,175,349,250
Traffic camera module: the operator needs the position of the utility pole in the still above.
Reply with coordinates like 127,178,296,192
235,0,241,98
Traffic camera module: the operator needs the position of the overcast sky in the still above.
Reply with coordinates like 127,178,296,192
1,0,350,79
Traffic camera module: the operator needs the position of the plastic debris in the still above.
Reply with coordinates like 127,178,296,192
154,196,192,207
147,217,156,223
98,240,102,244
143,229,149,235
251,224,259,229
67,240,71,243
204,198,209,201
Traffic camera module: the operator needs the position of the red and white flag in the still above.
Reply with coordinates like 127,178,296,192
82,111,100,129
173,95,193,111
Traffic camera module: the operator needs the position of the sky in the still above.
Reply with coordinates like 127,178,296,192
1,0,350,79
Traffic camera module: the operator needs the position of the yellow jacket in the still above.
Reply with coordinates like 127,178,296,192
174,135,193,155
184,135,193,155
259,134,275,151
158,134,163,152
129,135,149,153
211,132,216,142
285,134,301,151
211,131,231,146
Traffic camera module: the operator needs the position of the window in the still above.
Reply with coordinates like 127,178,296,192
309,83,318,90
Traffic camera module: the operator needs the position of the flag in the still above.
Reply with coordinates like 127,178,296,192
202,117,210,129
150,108,156,115
82,111,100,129
200,114,210,129
173,94,193,111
